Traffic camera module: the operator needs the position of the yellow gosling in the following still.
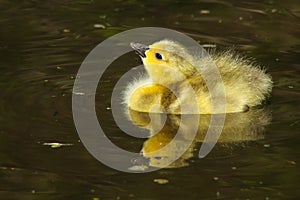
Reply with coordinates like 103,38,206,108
124,40,273,114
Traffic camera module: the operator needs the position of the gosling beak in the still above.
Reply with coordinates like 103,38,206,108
130,42,149,58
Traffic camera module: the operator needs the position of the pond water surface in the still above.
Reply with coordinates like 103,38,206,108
0,0,299,199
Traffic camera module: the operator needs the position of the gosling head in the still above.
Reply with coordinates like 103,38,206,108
131,40,197,86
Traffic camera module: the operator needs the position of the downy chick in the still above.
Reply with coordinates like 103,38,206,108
124,40,272,114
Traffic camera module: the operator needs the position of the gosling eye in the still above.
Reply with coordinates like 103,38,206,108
155,52,163,60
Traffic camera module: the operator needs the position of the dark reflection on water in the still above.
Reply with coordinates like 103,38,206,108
0,0,299,199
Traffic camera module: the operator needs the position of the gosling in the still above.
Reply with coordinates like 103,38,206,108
123,40,272,114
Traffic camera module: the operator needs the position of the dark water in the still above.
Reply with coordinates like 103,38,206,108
0,0,299,199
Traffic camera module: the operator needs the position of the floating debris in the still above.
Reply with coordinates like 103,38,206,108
200,10,210,14
94,24,106,29
288,85,294,89
44,79,49,83
213,177,219,181
286,160,296,165
106,107,111,110
153,178,169,184
231,166,237,170
63,29,70,33
264,144,270,148
43,142,73,149
56,66,62,70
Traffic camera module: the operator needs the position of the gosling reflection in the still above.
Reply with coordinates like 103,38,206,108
128,108,271,168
